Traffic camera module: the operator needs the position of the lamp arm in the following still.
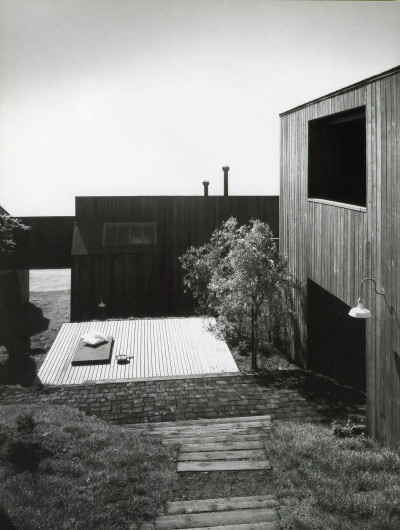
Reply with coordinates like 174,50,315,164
359,278,389,310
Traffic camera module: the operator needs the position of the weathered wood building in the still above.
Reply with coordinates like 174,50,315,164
280,66,400,447
71,194,279,322
20,216,75,269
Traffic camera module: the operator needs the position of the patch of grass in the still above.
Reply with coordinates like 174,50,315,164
0,404,176,530
264,422,400,529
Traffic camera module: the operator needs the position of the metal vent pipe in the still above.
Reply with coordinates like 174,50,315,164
222,166,230,196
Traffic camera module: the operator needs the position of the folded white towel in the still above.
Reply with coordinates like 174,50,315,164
81,332,109,346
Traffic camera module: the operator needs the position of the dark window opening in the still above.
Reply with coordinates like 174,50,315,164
308,107,366,207
103,223,157,246
307,280,366,391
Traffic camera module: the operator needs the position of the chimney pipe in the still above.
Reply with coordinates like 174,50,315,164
222,166,230,197
202,180,209,197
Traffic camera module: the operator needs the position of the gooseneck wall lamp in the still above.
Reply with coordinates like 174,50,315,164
348,278,387,319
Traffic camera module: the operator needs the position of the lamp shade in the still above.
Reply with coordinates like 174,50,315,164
348,301,371,319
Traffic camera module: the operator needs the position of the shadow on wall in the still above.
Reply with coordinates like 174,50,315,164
279,281,307,367
307,280,366,392
394,351,400,378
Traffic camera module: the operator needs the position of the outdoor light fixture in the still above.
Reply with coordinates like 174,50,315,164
349,278,387,319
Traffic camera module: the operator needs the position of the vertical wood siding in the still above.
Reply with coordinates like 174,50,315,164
280,70,400,448
71,196,279,322
20,216,75,269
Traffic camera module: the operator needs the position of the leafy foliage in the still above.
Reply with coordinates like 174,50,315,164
0,214,30,254
180,217,299,368
1,413,48,472
15,413,36,436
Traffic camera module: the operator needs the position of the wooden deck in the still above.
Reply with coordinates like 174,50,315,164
37,317,238,385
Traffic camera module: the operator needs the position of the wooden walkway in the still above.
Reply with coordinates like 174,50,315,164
37,317,238,385
123,416,281,529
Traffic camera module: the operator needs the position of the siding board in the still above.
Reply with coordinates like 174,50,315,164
280,68,400,448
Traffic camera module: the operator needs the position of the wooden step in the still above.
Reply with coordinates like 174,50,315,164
168,495,280,515
124,415,272,429
159,427,270,438
182,521,281,530
155,507,279,529
178,450,266,461
179,441,265,452
123,421,272,436
177,460,272,472
162,434,263,445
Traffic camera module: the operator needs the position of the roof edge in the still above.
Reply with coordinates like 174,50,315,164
74,195,280,202
280,65,400,117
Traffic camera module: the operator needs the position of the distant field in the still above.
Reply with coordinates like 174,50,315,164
30,269,71,292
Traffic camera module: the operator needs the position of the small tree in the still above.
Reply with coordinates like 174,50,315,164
0,214,31,254
180,217,296,370
179,217,238,315
0,214,31,356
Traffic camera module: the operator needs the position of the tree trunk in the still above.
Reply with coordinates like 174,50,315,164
251,308,257,370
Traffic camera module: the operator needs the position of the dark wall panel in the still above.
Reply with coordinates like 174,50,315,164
71,196,279,322
21,216,75,269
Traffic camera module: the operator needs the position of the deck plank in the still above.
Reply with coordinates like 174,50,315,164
155,507,279,528
37,317,238,385
177,460,272,472
167,495,279,515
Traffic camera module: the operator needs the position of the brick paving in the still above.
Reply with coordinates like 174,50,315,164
0,369,366,427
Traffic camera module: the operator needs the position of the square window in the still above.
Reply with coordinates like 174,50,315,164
103,223,157,247
130,225,143,244
308,107,366,207
143,224,155,245
118,225,130,245
103,225,118,246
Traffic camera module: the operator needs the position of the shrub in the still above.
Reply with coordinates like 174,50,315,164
331,419,366,438
0,214,30,254
3,413,49,472
16,413,36,435
180,217,300,369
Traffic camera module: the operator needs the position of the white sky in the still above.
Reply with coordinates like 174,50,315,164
0,0,399,215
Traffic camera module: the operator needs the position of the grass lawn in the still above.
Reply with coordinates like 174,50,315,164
0,404,177,530
265,422,400,529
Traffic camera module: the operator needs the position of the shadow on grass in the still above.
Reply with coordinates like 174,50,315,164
26,302,50,337
0,354,38,387
0,507,16,530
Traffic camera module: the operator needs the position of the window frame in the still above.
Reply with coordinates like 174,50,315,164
308,106,367,208
102,222,157,247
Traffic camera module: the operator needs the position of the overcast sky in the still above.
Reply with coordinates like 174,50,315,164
0,0,399,215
